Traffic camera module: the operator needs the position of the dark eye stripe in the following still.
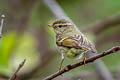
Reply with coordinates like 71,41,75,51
58,25,67,28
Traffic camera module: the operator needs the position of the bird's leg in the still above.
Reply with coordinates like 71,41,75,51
83,50,89,66
59,58,64,71
83,52,86,66
59,53,64,71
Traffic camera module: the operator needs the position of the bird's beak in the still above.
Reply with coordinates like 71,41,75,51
48,24,56,28
48,24,53,27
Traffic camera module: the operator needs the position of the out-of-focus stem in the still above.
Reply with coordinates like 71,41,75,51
0,14,5,38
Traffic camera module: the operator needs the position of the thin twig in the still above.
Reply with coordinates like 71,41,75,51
0,14,5,38
17,50,57,80
44,46,120,80
9,59,26,80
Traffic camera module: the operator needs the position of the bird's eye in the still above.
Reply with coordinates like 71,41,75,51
58,25,62,28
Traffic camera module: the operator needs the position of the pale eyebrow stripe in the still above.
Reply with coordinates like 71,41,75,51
55,23,72,26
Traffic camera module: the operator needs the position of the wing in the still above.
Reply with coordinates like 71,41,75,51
59,38,77,47
56,37,88,50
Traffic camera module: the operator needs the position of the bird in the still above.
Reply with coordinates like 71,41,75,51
48,19,97,71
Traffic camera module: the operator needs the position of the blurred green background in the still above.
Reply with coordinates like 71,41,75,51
0,0,120,80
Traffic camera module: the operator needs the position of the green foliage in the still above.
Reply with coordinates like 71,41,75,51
11,32,40,74
0,32,17,74
0,32,40,75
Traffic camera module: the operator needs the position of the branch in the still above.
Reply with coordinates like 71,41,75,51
0,14,5,38
83,15,120,35
44,46,120,80
9,59,26,80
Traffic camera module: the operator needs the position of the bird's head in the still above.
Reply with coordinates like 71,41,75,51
48,19,74,34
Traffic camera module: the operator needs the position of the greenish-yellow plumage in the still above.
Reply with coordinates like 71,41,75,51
48,19,97,70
